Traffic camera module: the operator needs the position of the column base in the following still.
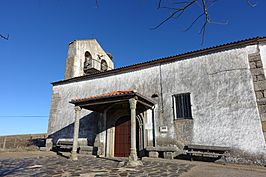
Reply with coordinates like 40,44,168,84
125,160,143,167
129,148,138,161
71,151,78,161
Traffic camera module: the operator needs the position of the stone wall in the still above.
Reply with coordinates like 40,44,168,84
64,40,114,79
0,133,47,151
248,52,266,142
48,43,266,154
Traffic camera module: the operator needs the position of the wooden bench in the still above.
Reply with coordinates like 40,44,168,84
185,144,230,161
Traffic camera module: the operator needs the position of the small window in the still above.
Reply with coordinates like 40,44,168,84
173,93,192,119
85,51,92,59
84,51,92,73
101,59,108,71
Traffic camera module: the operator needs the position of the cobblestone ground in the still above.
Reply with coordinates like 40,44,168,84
0,154,193,177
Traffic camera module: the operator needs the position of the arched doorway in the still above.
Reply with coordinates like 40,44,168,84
114,115,143,157
114,116,131,157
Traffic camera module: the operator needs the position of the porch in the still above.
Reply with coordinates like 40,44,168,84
69,90,156,165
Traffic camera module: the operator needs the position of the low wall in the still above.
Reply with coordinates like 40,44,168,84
0,133,47,151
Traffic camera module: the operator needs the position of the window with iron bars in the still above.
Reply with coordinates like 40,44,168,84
173,93,192,119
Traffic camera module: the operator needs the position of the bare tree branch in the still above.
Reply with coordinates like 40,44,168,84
0,34,9,40
96,0,100,8
247,0,257,7
184,13,205,32
157,0,162,9
151,0,197,30
199,0,209,44
152,0,257,44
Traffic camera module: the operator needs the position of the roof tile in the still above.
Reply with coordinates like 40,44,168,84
71,90,135,103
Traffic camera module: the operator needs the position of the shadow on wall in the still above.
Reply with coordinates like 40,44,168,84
47,112,101,147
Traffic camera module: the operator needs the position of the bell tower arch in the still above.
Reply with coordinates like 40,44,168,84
64,39,114,79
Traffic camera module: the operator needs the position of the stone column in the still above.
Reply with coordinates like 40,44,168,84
126,98,143,167
129,98,138,161
71,106,81,161
45,138,53,151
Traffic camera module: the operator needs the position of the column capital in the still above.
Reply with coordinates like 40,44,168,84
129,98,137,110
74,106,82,112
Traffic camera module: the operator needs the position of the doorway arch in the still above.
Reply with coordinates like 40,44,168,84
114,116,131,157
105,106,145,158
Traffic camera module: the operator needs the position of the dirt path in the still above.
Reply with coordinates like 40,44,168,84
180,161,266,177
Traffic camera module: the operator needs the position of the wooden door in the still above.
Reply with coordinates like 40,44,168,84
114,116,131,157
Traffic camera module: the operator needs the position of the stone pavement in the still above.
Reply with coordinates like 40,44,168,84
0,152,266,177
0,152,192,177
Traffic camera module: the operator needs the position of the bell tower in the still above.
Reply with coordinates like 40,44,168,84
64,39,114,80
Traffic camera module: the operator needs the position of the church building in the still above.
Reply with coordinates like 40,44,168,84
46,37,266,162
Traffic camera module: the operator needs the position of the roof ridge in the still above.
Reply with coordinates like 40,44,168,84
53,36,266,85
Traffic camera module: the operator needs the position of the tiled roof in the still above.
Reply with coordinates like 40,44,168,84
71,90,136,103
53,36,266,86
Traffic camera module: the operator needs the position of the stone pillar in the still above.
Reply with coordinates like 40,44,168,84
249,53,266,142
129,98,138,161
71,106,81,161
45,138,53,151
126,98,143,167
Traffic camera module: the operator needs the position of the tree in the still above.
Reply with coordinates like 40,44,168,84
0,0,257,42
152,0,257,44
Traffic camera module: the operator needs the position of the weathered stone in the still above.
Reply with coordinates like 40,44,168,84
263,90,266,97
261,121,266,132
259,113,266,121
149,151,159,158
79,146,93,155
64,40,114,80
146,146,179,152
248,53,261,62
256,61,263,68
40,147,48,151
255,91,264,99
254,81,266,91
163,152,174,159
257,98,266,105
80,146,93,151
258,105,266,113
125,160,143,167
257,75,265,81
249,62,256,69
251,68,264,76
46,138,53,151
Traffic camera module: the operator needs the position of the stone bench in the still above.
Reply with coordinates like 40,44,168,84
185,144,230,161
56,140,73,150
146,146,179,159
55,138,93,154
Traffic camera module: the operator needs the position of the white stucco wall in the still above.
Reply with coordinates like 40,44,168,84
161,46,265,153
259,42,266,75
49,44,266,154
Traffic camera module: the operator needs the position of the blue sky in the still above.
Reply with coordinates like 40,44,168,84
0,0,265,135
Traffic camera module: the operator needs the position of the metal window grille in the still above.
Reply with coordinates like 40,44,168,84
173,93,192,119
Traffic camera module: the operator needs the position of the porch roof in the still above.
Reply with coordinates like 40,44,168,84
69,90,156,112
